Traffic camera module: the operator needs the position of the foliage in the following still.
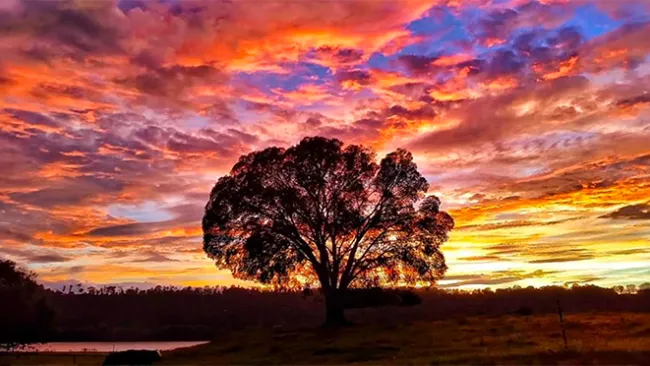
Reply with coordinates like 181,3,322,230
0,259,54,352
202,136,454,323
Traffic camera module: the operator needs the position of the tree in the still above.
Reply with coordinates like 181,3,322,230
625,284,637,294
202,136,454,325
0,259,54,352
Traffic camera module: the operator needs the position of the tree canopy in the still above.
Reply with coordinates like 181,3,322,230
202,136,454,324
0,259,54,352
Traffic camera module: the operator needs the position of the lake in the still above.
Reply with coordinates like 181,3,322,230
20,341,209,353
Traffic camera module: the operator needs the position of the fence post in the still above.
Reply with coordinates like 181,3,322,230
556,299,568,351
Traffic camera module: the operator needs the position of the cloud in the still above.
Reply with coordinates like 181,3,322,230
608,248,650,256
309,46,365,69
0,0,125,60
441,269,556,288
528,253,595,264
336,69,374,90
594,0,650,20
456,218,576,231
129,252,179,263
85,215,199,238
3,108,59,128
457,255,507,262
86,222,166,237
582,21,650,73
564,276,603,285
118,64,229,102
488,49,525,76
0,226,35,243
10,177,125,208
616,94,650,115
409,75,592,153
1,0,650,289
600,202,650,220
86,201,203,238
398,55,440,75
0,245,71,263
29,254,71,263
385,104,437,120
478,242,598,265
468,1,578,47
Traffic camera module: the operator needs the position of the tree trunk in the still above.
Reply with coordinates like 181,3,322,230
324,288,347,326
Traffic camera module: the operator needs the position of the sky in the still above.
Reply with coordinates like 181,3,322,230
1,0,649,290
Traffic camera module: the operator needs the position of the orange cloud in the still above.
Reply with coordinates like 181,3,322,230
539,56,579,80
1,0,650,290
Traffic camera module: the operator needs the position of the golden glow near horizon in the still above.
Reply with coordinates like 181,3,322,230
0,0,649,290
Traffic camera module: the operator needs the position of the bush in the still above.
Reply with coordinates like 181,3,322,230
514,306,533,316
399,291,422,306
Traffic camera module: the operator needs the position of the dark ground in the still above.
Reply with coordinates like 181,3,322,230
3,312,650,365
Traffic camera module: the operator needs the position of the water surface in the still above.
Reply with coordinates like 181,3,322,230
21,341,209,353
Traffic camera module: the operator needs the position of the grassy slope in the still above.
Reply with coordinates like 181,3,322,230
163,312,650,365
0,353,106,365
3,312,650,365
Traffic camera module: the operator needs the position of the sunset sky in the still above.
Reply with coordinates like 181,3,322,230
1,0,649,290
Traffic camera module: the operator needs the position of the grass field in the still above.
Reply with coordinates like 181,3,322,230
3,312,650,365
0,353,106,366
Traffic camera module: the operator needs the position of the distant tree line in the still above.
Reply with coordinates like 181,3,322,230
38,282,650,342
2,258,650,348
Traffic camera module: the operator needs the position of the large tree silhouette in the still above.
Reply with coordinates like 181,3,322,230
202,137,454,325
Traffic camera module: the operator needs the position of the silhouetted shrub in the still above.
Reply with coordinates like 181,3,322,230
514,306,533,316
344,288,401,309
103,350,162,365
398,291,422,306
